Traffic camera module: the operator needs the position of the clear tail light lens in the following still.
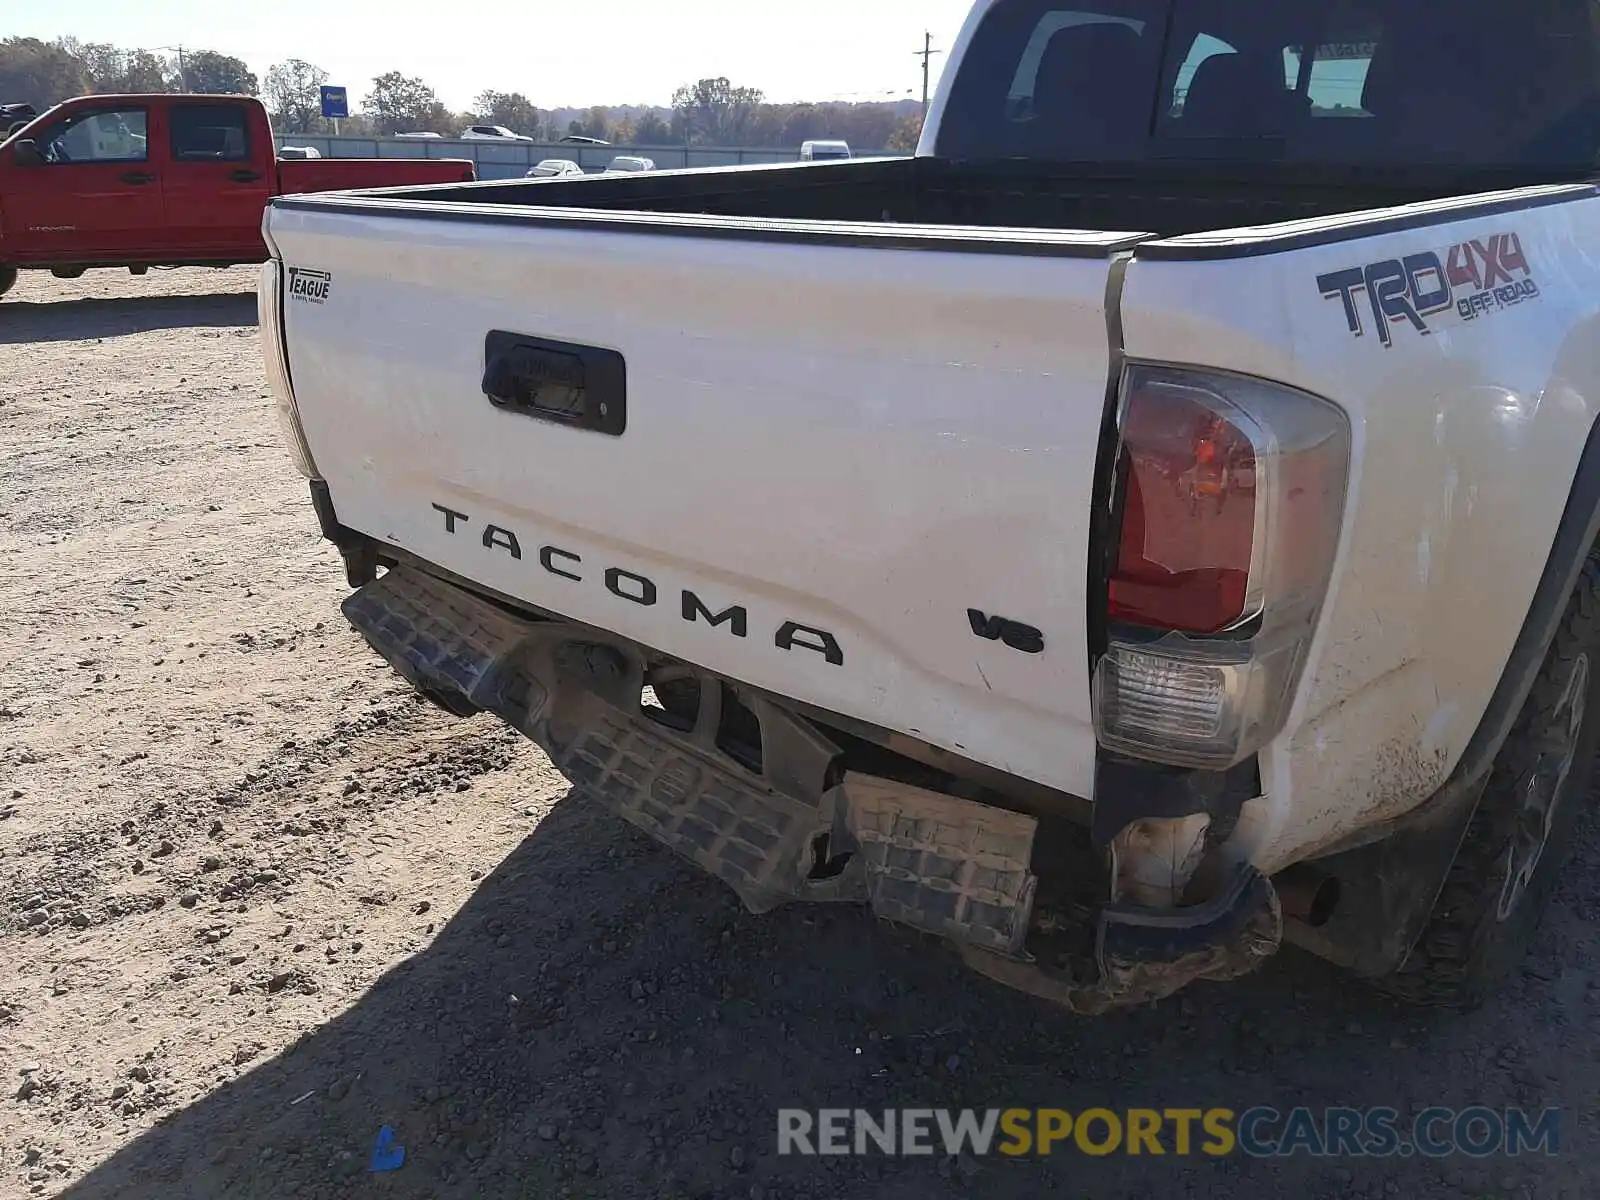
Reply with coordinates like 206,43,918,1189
1093,364,1350,770
258,259,320,481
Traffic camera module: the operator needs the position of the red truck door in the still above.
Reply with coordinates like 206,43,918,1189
160,99,275,259
2,101,165,261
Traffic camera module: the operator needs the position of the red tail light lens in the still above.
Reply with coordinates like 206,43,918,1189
1093,365,1350,770
1110,382,1258,634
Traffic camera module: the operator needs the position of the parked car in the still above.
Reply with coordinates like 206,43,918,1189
800,139,851,161
559,135,610,146
604,155,655,174
277,145,322,159
526,159,583,178
461,125,533,142
0,93,474,299
261,0,1600,1016
2,102,36,138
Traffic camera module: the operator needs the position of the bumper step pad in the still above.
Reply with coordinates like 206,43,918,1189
554,703,835,914
841,773,1037,957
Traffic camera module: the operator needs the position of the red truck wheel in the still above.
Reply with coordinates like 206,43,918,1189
0,266,16,299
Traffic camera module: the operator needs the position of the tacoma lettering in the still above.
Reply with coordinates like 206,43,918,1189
432,503,841,665
540,546,582,582
483,525,522,559
606,568,657,607
683,592,748,638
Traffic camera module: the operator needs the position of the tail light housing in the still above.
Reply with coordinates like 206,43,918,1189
258,259,320,480
1093,364,1350,770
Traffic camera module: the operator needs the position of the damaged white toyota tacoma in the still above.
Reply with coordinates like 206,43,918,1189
258,0,1600,1012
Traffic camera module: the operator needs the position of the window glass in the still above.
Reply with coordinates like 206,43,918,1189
1173,35,1237,115
38,109,148,164
1284,40,1379,117
170,103,250,162
936,0,1600,168
940,0,1165,160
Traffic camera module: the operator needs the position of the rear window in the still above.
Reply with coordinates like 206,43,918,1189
937,0,1600,169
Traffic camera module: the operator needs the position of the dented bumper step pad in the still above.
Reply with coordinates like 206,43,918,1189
841,774,1038,957
341,565,1275,1011
557,704,830,915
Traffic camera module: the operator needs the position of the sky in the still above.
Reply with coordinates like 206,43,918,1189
10,0,977,110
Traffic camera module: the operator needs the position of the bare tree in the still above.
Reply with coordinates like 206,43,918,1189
886,111,925,152
0,38,89,108
366,72,451,136
264,58,328,134
582,106,611,142
54,41,172,94
472,90,540,138
183,51,257,96
633,111,671,144
671,77,765,145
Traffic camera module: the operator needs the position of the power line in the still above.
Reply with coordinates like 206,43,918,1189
914,32,943,113
149,45,189,91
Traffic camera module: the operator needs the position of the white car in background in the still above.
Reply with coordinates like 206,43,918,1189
604,155,655,174
395,131,442,140
462,125,534,142
800,139,852,161
527,159,584,178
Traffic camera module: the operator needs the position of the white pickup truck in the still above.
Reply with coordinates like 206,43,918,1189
259,0,1600,1013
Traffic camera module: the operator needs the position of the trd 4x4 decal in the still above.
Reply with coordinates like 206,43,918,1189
1316,231,1538,347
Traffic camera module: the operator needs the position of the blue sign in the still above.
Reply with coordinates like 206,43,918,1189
320,86,349,120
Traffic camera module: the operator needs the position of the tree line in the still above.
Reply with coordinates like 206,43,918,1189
0,37,926,150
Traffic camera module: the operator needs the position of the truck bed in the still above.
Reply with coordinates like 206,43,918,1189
347,156,1574,239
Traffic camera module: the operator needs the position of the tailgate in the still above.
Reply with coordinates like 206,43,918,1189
267,200,1141,799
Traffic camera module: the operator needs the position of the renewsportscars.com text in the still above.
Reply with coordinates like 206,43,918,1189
776,1107,1560,1159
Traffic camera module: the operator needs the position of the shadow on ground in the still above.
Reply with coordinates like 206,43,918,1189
58,787,1595,1200
0,292,256,344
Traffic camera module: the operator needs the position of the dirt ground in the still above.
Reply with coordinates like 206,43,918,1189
1,266,1597,1200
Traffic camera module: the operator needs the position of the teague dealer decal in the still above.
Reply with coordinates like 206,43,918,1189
286,266,332,305
1316,230,1538,347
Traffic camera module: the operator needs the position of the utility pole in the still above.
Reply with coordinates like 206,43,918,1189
915,32,943,113
153,45,189,91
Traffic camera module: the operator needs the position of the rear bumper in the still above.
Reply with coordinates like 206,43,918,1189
341,562,1281,1013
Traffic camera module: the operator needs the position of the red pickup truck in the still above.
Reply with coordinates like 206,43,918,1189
0,93,474,298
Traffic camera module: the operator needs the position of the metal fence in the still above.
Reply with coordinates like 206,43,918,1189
273,135,909,180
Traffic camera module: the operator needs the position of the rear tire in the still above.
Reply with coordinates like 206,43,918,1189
0,265,16,299
1379,555,1600,1008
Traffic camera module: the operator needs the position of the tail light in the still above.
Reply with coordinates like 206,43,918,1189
1093,364,1350,770
258,259,320,480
